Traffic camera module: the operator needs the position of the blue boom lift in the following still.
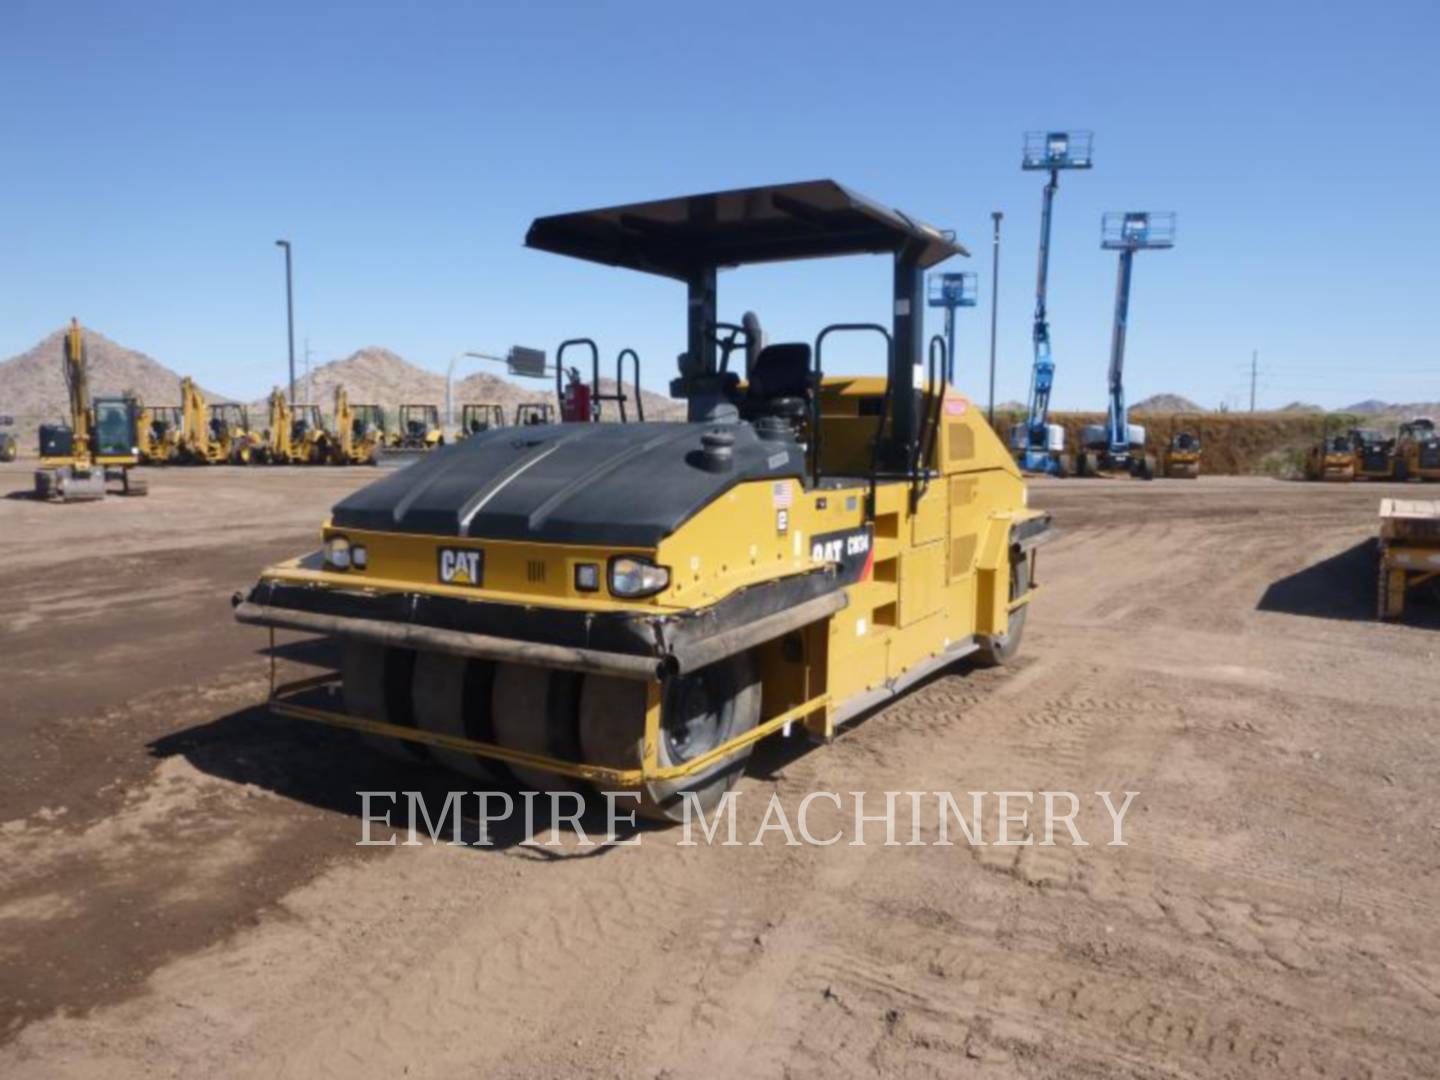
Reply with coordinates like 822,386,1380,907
1011,131,1092,476
1077,211,1176,480
926,271,977,383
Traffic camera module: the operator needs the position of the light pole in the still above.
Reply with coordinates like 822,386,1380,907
987,211,1003,427
275,240,296,405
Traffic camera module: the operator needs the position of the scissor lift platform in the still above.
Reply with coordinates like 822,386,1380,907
1378,498,1440,620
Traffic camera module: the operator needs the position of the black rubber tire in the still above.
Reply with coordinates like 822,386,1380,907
411,652,504,782
578,653,761,823
342,641,427,762
975,552,1030,668
490,663,583,792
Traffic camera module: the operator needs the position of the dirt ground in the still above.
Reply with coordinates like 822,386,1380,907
1,461,1438,1079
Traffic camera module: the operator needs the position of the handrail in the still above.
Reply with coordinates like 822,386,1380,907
913,334,948,507
555,338,600,420
813,323,892,515
616,348,644,423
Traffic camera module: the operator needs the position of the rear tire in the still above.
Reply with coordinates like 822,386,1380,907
411,652,504,782
491,663,583,791
975,551,1031,667
342,641,426,762
578,652,761,823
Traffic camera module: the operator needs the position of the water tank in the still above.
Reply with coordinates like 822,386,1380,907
1046,424,1066,453
1127,423,1147,449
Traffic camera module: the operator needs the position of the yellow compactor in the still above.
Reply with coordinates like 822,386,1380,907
234,181,1051,820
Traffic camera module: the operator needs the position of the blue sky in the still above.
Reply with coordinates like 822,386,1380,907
1,1,1435,410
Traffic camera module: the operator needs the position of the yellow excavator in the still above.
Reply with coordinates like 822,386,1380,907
330,386,390,465
235,180,1051,822
35,319,148,501
458,403,506,438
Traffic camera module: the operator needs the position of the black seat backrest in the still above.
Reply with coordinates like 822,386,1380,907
747,343,812,401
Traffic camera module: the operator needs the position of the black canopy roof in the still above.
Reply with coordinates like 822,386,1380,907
524,179,967,280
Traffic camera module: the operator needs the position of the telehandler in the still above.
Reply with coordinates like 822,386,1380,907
35,319,148,500
234,180,1050,821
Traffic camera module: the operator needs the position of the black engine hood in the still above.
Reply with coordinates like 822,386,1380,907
331,422,805,547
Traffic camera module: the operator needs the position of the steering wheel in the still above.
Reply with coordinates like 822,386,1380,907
712,322,750,374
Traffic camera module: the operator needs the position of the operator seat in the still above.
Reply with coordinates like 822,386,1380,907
741,343,812,423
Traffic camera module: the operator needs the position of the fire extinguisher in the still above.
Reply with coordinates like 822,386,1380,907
561,368,594,423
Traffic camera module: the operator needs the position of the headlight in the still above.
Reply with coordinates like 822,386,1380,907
325,536,351,570
609,556,669,598
351,545,368,570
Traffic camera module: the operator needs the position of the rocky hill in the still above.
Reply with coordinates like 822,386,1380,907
1131,393,1202,413
0,325,226,422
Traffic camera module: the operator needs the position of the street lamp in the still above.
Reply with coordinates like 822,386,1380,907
275,240,296,405
988,211,1003,426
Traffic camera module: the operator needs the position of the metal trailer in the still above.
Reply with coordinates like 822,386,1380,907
1378,498,1440,620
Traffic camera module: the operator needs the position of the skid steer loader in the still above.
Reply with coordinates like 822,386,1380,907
234,180,1050,822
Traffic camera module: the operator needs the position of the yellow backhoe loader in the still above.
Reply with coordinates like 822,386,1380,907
138,404,183,464
34,319,148,501
458,403,506,438
1,413,18,463
260,389,330,464
375,404,443,469
176,378,256,464
330,386,390,465
514,401,556,426
235,180,1050,823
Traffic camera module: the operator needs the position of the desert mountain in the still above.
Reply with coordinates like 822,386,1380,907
0,326,226,422
1341,399,1440,419
1131,393,1202,413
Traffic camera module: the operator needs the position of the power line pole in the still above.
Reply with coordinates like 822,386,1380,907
275,239,296,405
987,210,1003,426
1249,349,1257,412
